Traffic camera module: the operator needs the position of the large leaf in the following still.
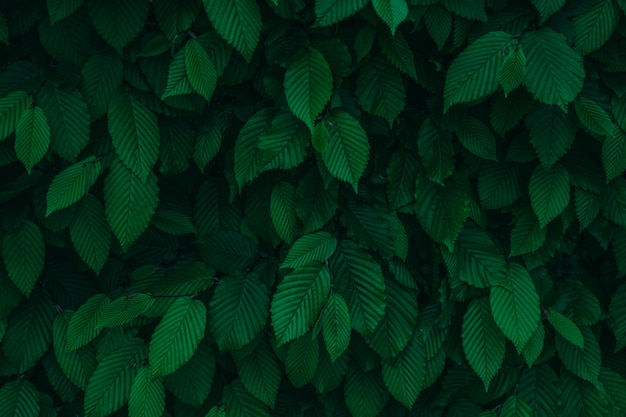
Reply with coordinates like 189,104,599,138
2,220,44,296
517,365,560,417
330,240,386,335
372,0,408,34
490,263,541,351
526,105,577,168
209,271,269,351
14,106,50,174
284,47,333,131
67,294,110,351
529,163,570,228
478,162,523,210
38,86,90,161
53,312,97,390
417,119,454,185
271,261,331,345
344,364,389,417
281,231,337,270
0,380,40,417
128,366,165,417
149,297,206,377
555,326,601,384
560,370,608,417
87,0,148,51
81,52,123,120
104,159,159,251
46,157,101,216
164,340,215,406
203,0,261,61
462,297,505,391
521,29,584,110
444,31,513,112
381,328,426,408
356,55,405,125
69,194,110,274
573,0,618,55
238,339,281,407
286,333,319,387
185,40,217,102
83,338,147,417
270,182,297,244
321,110,370,190
108,90,159,183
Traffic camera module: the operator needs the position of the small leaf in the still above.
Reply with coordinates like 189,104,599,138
547,308,584,348
270,182,297,244
418,119,454,184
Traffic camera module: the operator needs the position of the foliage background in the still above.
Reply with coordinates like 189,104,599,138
0,0,626,416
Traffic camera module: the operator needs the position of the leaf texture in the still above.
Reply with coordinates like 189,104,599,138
2,220,44,296
14,106,50,174
203,0,261,61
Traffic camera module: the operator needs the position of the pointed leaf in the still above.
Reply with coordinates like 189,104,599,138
547,308,584,348
81,52,123,120
573,0,618,55
556,326,601,384
128,367,165,417
53,312,97,390
2,220,44,296
70,194,110,274
372,0,408,35
270,182,297,244
527,105,577,168
88,0,148,51
529,163,570,228
499,45,526,97
185,40,217,102
67,294,110,351
0,380,40,417
15,106,50,174
322,293,351,362
418,119,454,184
356,55,405,125
203,0,261,61
344,364,389,417
238,339,281,407
0,91,29,141
282,231,337,270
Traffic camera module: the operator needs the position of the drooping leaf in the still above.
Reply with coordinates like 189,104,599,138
98,293,154,328
530,0,566,23
209,271,269,351
281,231,337,270
371,0,408,35
67,294,110,351
14,106,50,174
378,30,417,79
284,48,333,131
53,312,97,390
529,163,570,228
609,283,626,351
517,365,560,417
424,4,452,51
0,380,40,417
271,261,331,346
478,162,523,210
286,333,319,387
153,0,200,39
0,90,29,141
108,90,159,183
555,327,601,384
322,293,351,362
547,308,584,348
381,327,425,409
69,194,110,274
526,105,577,168
87,0,149,51
104,159,159,251
185,40,217,102
462,297,505,391
46,157,101,216
456,116,497,161
490,263,541,352
270,182,297,244
356,55,405,125
315,0,369,27
128,366,165,417
203,0,261,61
510,207,547,256
238,339,281,407
164,340,215,406
417,119,454,185
573,0,619,55
575,97,615,136
47,0,85,24
386,150,419,210
81,52,123,120
521,29,584,110
499,44,526,97
2,220,44,296
196,230,258,273
603,126,626,182
453,224,507,288
444,31,513,112
222,379,270,417
344,364,389,417
560,370,608,417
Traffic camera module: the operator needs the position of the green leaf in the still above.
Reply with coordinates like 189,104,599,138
2,220,44,296
417,119,454,184
271,261,331,345
69,194,110,274
209,271,269,351
547,308,584,348
462,297,505,391
84,338,147,417
281,231,337,270
53,312,97,390
372,0,408,35
286,333,319,387
444,31,513,112
517,365,560,417
575,188,600,230
609,283,626,351
104,159,159,251
67,294,110,351
575,97,615,136
381,328,425,408
98,293,154,328
478,162,523,210
128,367,165,417
108,90,159,183
602,177,626,228
0,91,29,141
222,379,270,417
321,110,370,190
149,297,206,377
14,106,50,174
378,30,417,79
424,4,452,51
238,339,281,406
81,52,123,120
344,364,389,417
387,150,418,210
453,224,507,288
193,122,222,171
38,86,90,162
510,207,547,256
415,173,469,249
270,182,297,244
203,0,261,61
46,0,85,24
521,322,545,367
162,49,193,99
603,126,626,182
356,55,405,125
185,40,217,102
499,45,526,97
87,0,148,51
151,208,196,236
573,0,618,55
456,116,497,161
322,293,351,362
529,163,570,228
530,0,566,23
164,340,215,406
341,202,397,259
330,240,386,335
0,380,40,417
521,29,584,110
46,157,101,216
526,105,577,168
315,0,369,27
500,396,532,417
367,279,417,360
490,263,541,351
556,327,601,384
560,370,608,417
197,230,258,273
153,0,200,39
284,48,333,131
599,367,626,410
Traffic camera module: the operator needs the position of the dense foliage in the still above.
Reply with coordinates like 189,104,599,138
1,0,626,416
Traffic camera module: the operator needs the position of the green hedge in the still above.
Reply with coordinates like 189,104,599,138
1,0,626,416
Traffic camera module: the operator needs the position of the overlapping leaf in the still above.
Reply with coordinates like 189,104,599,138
203,0,261,61
14,106,50,174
